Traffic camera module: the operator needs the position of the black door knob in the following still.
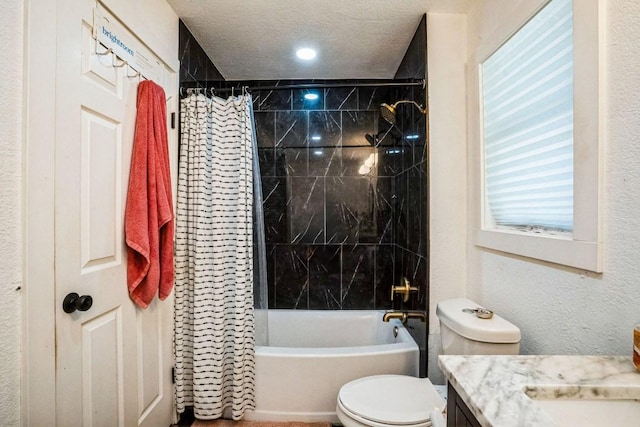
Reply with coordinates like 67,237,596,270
63,292,93,313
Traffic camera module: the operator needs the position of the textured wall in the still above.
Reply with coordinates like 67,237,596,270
464,0,640,360
0,0,23,425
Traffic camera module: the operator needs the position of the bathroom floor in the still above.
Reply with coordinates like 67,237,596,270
434,384,448,401
191,422,331,427
173,409,333,427
174,385,447,427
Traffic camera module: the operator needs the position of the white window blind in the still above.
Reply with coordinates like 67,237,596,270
482,0,574,232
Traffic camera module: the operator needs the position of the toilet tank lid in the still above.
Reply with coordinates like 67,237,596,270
436,298,521,344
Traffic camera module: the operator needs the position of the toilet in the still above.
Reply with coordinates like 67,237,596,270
336,298,521,427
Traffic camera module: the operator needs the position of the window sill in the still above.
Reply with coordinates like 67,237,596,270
475,228,602,273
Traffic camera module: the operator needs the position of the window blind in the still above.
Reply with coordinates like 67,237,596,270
482,0,573,232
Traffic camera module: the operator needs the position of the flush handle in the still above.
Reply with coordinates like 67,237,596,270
391,277,419,302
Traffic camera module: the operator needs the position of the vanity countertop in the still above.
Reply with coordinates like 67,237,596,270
438,355,640,427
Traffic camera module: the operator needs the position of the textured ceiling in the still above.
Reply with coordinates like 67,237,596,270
167,0,472,80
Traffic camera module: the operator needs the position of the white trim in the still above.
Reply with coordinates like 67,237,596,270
474,0,605,273
572,0,605,248
475,228,600,271
22,0,57,424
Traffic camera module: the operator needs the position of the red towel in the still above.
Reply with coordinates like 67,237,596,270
125,80,174,309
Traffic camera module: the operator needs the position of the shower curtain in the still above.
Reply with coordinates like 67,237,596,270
174,93,256,420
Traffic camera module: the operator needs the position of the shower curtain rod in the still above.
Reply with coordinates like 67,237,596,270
179,79,425,96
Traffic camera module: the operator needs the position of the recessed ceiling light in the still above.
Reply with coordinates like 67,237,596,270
311,135,322,141
296,48,317,60
304,93,320,101
405,133,420,140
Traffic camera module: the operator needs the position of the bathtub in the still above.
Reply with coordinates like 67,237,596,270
241,310,419,423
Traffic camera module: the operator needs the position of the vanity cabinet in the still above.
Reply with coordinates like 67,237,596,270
447,382,482,427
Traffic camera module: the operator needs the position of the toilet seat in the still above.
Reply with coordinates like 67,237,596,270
337,375,445,427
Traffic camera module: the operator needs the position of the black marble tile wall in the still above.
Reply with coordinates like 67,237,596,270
237,79,428,310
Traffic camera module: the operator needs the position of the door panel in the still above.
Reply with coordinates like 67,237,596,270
80,107,121,269
137,300,167,425
81,308,125,426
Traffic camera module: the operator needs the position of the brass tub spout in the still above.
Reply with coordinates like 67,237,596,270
382,311,408,323
382,310,426,323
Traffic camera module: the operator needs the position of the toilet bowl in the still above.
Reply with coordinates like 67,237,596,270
336,298,521,427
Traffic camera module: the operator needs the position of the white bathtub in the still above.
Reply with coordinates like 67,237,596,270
242,310,420,423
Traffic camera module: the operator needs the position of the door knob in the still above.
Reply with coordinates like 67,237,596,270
63,292,93,313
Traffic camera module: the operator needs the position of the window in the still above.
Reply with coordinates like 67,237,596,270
482,0,573,233
475,0,604,272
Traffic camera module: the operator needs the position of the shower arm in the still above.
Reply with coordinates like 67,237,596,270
391,100,427,114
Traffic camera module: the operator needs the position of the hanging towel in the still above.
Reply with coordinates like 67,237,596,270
125,80,175,309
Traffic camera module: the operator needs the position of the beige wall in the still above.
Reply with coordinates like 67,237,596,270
426,12,468,383
0,0,23,425
463,0,640,358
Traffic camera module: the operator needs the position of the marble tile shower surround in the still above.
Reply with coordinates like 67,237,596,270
233,80,427,310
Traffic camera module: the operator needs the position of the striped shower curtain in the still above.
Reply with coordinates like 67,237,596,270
174,93,256,420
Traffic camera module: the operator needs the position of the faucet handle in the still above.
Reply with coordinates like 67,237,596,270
391,277,419,302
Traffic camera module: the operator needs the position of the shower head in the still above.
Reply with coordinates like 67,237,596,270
380,101,427,125
380,103,398,125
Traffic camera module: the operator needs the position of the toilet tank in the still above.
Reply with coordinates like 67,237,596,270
436,298,521,355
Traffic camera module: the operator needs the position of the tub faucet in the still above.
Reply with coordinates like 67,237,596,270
382,310,426,323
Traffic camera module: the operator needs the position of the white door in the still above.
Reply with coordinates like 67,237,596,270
54,1,177,425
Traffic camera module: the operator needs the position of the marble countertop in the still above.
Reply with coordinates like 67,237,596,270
438,355,640,427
